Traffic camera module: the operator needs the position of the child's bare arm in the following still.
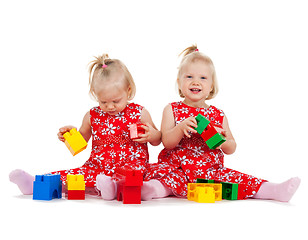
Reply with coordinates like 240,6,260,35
218,115,236,154
79,111,92,142
57,111,91,143
161,104,198,149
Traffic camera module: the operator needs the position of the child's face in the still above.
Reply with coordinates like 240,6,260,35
95,75,130,115
178,60,213,104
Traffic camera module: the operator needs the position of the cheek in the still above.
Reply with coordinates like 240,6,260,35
99,104,106,111
179,80,187,90
116,101,127,111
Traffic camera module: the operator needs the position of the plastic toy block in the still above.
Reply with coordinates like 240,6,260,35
63,128,87,156
66,174,85,190
206,133,226,149
196,178,215,183
187,183,222,202
195,114,226,149
117,186,141,204
114,167,143,204
129,123,145,139
200,124,218,142
195,114,210,134
114,167,143,186
188,186,215,203
237,183,246,200
199,187,215,203
33,174,62,201
221,182,238,200
67,190,85,200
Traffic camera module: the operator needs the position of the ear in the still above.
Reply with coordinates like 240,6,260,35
177,78,185,98
176,77,180,89
127,86,132,98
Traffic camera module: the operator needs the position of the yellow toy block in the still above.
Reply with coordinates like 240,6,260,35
200,186,215,203
63,128,87,156
66,174,85,190
187,183,222,203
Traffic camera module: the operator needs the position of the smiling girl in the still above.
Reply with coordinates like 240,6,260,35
141,45,300,202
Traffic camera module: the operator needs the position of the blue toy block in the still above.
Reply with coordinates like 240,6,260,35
33,174,62,201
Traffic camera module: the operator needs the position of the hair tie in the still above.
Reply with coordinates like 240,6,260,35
102,64,108,68
195,49,199,52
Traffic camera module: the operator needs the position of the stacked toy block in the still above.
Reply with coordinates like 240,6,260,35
66,174,85,200
63,128,88,156
195,114,226,149
114,167,143,204
129,123,145,139
33,174,62,201
221,182,238,200
196,178,215,183
187,183,222,203
196,178,245,200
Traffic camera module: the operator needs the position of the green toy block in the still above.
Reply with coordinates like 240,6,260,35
195,114,210,134
196,178,215,183
206,133,226,149
221,182,238,200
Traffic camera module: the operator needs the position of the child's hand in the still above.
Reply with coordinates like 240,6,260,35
212,126,226,150
214,126,226,136
132,123,157,144
178,116,198,138
57,125,76,142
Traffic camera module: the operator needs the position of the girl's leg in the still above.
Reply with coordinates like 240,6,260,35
96,174,117,200
9,169,35,195
208,167,267,200
141,179,173,201
252,177,301,202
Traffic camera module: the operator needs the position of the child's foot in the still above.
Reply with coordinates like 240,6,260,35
96,174,117,200
141,179,173,201
253,177,301,202
9,169,35,195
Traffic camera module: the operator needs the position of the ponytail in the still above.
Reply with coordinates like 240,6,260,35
179,44,198,58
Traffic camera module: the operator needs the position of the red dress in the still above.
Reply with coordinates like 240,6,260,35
144,102,266,199
51,103,149,188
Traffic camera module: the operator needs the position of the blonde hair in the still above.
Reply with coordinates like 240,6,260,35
88,54,136,101
177,44,218,100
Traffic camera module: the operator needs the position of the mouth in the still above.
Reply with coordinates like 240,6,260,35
107,110,117,115
190,88,202,93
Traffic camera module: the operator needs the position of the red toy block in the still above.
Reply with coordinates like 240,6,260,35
200,124,218,142
66,190,85,200
129,123,145,139
115,167,143,186
117,186,141,204
114,167,143,204
237,183,246,200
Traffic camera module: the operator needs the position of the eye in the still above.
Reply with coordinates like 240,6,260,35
113,98,121,104
186,75,192,79
201,76,207,80
101,101,107,104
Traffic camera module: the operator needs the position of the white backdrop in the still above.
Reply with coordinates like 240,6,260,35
1,0,307,239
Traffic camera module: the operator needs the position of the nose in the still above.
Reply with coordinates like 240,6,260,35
106,103,115,110
191,81,200,86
